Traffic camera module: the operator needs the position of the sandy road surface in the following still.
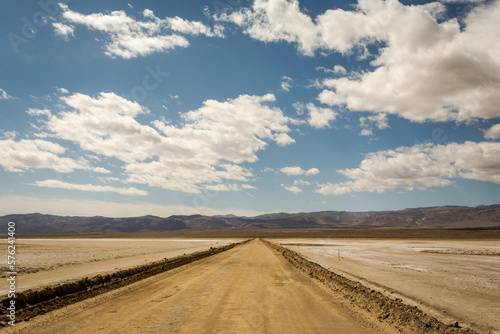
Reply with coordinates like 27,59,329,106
0,238,237,295
8,239,394,334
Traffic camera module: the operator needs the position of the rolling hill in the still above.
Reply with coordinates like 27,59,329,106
1,205,499,235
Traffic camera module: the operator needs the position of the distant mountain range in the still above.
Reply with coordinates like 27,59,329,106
1,205,499,235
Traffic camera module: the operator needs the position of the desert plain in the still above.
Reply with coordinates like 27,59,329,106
1,233,499,333
275,238,500,334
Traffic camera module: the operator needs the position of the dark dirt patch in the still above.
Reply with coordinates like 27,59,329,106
421,249,500,256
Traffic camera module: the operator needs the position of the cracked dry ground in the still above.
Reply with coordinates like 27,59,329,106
8,239,399,334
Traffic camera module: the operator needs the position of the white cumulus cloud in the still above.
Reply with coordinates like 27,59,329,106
305,167,319,176
316,0,500,123
216,0,319,56
31,92,295,194
281,166,319,176
56,4,224,58
306,103,336,129
0,138,107,174
221,0,500,123
484,124,500,140
281,166,305,175
316,141,500,195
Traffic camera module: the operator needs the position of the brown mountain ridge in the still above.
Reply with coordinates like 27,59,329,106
1,204,499,235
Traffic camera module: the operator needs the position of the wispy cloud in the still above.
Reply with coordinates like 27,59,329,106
283,185,302,194
0,88,12,100
52,22,74,41
0,195,264,217
359,113,389,136
32,179,148,196
294,179,311,186
280,75,293,92
0,138,108,174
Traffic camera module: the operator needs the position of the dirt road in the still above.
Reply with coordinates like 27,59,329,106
1,238,238,295
8,239,394,334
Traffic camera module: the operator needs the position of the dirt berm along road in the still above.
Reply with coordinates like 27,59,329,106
10,239,397,334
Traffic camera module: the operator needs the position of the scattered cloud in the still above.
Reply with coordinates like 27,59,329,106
316,65,347,75
26,108,52,117
484,124,500,140
1,131,17,140
294,179,311,186
0,88,12,100
242,184,257,189
56,4,225,58
281,166,305,175
0,138,108,174
439,0,485,2
306,103,336,129
316,141,500,195
204,183,241,192
216,0,319,56
284,185,302,194
52,22,74,41
262,167,276,173
305,167,319,176
292,102,305,116
359,113,389,136
280,75,293,91
99,176,122,184
32,179,148,196
281,166,319,176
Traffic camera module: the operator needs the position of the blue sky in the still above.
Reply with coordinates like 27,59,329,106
0,0,499,217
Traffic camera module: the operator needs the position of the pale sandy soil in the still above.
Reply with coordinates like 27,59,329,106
5,239,396,334
0,238,238,295
271,239,500,334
